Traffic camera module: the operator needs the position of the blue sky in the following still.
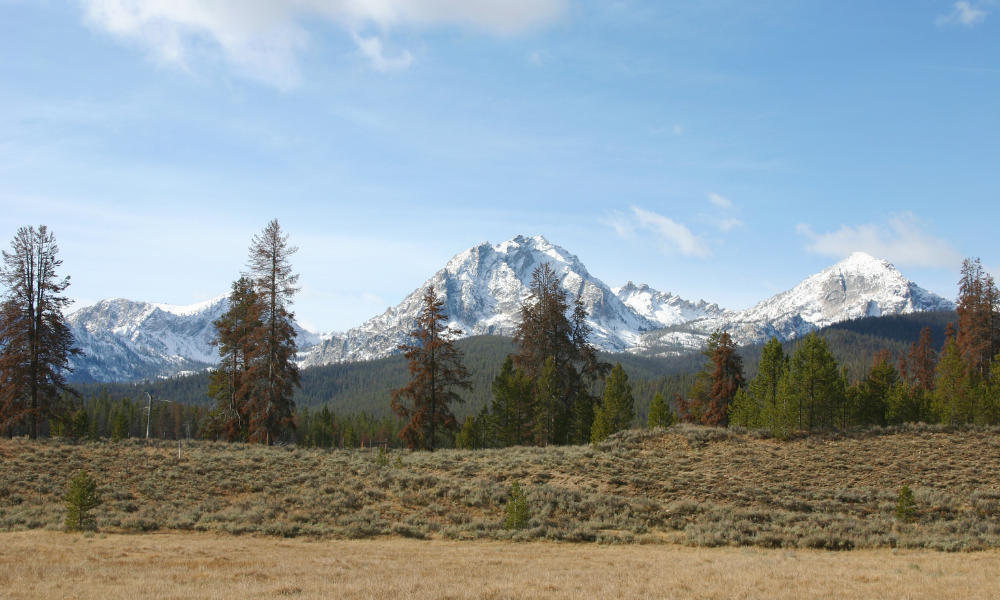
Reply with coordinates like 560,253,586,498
1,0,997,332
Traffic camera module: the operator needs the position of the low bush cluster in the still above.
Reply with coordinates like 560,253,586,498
1,423,999,550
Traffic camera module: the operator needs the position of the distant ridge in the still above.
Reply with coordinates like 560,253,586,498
66,241,955,382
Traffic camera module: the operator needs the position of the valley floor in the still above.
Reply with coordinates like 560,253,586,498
2,530,999,599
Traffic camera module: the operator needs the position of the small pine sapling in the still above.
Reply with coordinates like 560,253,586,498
394,453,404,469
504,481,530,530
110,410,129,442
64,470,102,532
375,446,389,467
895,484,917,523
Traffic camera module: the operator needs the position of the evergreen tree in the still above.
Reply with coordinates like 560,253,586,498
591,363,634,443
207,276,265,442
533,356,560,445
647,392,675,428
783,333,844,430
0,225,80,439
681,331,744,426
391,287,473,451
244,220,301,444
728,387,761,429
456,403,495,449
934,335,972,424
504,481,530,530
64,470,101,532
571,388,596,443
490,356,535,447
957,258,1000,381
852,350,897,427
731,337,788,431
110,402,131,442
513,263,610,444
704,331,744,426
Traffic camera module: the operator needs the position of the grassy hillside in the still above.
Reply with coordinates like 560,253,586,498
2,425,999,550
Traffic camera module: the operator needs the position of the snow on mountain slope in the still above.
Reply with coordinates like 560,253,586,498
632,252,955,356
613,282,728,328
299,235,657,366
68,296,320,383
66,245,956,380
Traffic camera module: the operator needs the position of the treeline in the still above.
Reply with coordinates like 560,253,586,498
726,259,1000,432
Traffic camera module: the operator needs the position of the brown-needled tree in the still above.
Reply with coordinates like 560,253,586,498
207,276,265,441
245,219,300,444
0,225,79,438
391,286,473,451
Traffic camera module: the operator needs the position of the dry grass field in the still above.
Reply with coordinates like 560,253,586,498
0,531,1000,600
1,424,1000,550
3,530,1000,599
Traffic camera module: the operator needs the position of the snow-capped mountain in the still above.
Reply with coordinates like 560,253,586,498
68,296,319,382
299,235,657,366
631,252,955,356
613,282,728,328
66,240,956,381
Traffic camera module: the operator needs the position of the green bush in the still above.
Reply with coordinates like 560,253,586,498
64,470,102,532
504,481,529,530
896,484,917,523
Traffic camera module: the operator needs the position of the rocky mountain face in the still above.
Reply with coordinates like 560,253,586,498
630,252,955,357
66,240,955,381
613,282,727,328
298,235,656,366
67,296,319,383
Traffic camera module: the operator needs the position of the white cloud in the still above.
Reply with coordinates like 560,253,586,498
715,217,743,233
707,192,733,210
352,33,412,71
797,212,963,269
673,124,683,136
77,0,568,86
630,206,712,258
936,1,988,26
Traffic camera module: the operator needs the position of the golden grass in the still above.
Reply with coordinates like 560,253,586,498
2,530,1000,599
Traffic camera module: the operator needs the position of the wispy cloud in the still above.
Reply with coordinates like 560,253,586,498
77,0,568,86
707,192,733,209
618,206,712,258
936,1,988,26
797,212,962,269
352,33,413,71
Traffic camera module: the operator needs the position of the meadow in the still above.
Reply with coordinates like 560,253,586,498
3,530,1000,599
2,424,999,551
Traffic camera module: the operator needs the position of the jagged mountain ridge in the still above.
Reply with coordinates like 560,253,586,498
299,235,656,366
631,252,955,357
66,237,955,381
613,282,728,328
68,296,320,382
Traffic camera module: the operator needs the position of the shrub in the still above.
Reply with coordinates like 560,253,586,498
504,481,529,530
375,446,389,468
64,470,102,532
896,484,917,523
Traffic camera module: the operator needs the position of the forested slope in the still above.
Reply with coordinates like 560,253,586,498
75,311,958,420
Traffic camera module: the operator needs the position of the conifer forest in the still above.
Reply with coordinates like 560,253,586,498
1,222,1000,562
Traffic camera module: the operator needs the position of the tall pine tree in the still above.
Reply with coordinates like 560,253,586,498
513,263,609,445
0,225,79,438
783,333,844,430
207,276,265,442
391,287,473,451
591,362,634,443
244,220,300,444
490,356,536,447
